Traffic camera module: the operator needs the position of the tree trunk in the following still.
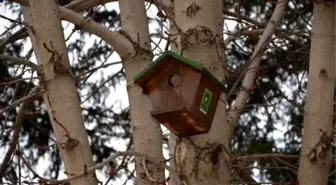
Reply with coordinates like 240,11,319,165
168,11,181,185
171,1,232,185
118,1,166,185
298,1,335,185
23,1,97,185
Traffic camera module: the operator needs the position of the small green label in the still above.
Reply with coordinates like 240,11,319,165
200,88,212,114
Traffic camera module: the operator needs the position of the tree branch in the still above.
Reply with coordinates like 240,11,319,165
0,27,28,51
60,7,133,57
70,0,172,16
224,28,310,46
0,87,39,178
227,0,289,127
20,151,179,185
8,0,133,57
0,54,41,71
223,10,267,27
0,87,45,115
0,0,89,48
234,153,299,161
4,0,172,58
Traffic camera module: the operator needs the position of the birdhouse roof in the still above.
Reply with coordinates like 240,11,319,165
133,51,225,92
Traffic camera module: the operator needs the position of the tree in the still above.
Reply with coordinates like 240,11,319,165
171,1,231,185
20,1,98,185
0,0,335,185
297,1,335,185
171,1,289,185
118,1,165,185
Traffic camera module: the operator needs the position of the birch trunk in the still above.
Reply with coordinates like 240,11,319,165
24,1,97,185
297,1,335,185
168,14,181,185
118,1,166,185
172,1,232,185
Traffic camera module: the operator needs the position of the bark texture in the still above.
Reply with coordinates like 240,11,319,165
228,0,288,126
172,1,232,185
118,1,166,185
24,1,97,185
297,1,335,185
168,13,181,185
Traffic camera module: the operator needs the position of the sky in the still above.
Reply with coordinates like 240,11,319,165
0,1,297,184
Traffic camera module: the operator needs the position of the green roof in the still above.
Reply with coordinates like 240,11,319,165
133,51,225,91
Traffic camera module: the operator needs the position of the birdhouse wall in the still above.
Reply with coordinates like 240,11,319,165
190,75,221,129
142,60,171,95
133,52,224,137
148,61,184,114
179,65,202,111
151,109,208,137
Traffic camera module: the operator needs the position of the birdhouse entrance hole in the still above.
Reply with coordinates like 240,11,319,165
133,51,225,137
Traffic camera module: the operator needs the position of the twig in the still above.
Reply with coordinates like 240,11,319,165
20,151,179,185
232,182,274,185
81,68,124,103
234,153,299,161
227,0,289,126
142,158,159,182
0,27,28,50
0,87,39,178
0,77,39,85
121,169,135,185
17,144,22,185
223,10,267,27
7,0,171,57
19,155,63,184
0,54,41,71
223,28,310,47
0,14,28,27
77,61,122,78
0,87,45,115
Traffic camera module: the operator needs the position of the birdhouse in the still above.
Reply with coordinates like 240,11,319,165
133,51,225,137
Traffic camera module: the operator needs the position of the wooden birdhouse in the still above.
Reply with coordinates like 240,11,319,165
133,51,225,137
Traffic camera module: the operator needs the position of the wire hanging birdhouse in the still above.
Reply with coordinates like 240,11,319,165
133,51,225,137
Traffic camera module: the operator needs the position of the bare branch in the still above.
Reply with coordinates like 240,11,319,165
0,87,39,178
234,153,299,161
8,0,133,57
223,10,267,27
0,14,26,26
5,0,173,57
227,0,289,127
19,155,62,184
224,28,310,46
73,0,172,16
0,87,45,115
19,151,179,185
0,54,41,71
142,158,159,182
0,28,28,51
0,77,39,85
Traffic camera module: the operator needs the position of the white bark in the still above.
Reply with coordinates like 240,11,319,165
228,0,288,127
298,1,335,185
172,1,232,185
10,0,171,58
168,12,181,185
5,0,172,51
11,0,133,57
24,1,97,185
118,1,165,185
